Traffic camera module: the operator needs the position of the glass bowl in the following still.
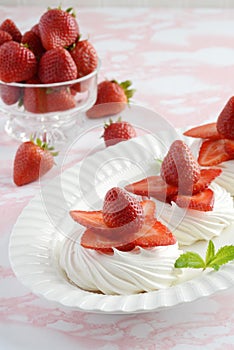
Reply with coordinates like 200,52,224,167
0,61,100,145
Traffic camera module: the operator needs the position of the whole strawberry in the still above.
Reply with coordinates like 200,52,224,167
21,30,45,61
1,84,21,105
161,140,201,194
38,47,77,84
0,30,12,46
0,41,37,83
217,96,234,140
102,187,144,235
86,80,135,118
13,138,57,186
103,118,136,147
0,19,22,42
70,39,98,78
39,8,79,50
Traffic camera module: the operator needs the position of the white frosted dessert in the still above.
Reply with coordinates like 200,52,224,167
214,160,234,196
156,183,234,246
59,231,182,295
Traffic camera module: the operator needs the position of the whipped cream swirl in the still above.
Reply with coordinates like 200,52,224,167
59,233,181,295
156,183,234,246
214,160,234,196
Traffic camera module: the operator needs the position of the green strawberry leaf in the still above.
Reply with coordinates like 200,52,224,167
205,240,215,265
207,245,234,269
175,252,205,269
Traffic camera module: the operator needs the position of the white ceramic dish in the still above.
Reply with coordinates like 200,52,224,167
9,132,234,314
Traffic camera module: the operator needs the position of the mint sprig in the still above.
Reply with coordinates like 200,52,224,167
175,240,234,271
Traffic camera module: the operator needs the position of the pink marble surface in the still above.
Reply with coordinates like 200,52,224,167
1,5,234,350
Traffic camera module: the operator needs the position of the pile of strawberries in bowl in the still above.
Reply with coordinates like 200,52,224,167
0,7,99,143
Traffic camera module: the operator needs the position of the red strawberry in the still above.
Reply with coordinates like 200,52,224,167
224,139,234,157
86,80,135,118
70,39,98,78
133,220,176,248
0,30,12,46
31,24,40,37
102,118,136,147
38,47,77,84
217,96,234,140
198,139,231,166
160,140,201,194
192,168,222,194
0,84,21,105
171,188,214,212
102,187,144,235
38,8,79,50
46,88,76,112
125,175,178,203
21,30,45,60
183,122,222,140
0,19,22,42
0,41,37,83
13,139,57,186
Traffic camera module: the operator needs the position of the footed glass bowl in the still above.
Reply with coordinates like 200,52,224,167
0,61,100,145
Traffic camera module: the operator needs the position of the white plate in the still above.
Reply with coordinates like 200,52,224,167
9,131,234,314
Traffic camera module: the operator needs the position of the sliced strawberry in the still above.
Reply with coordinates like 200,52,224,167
192,168,222,194
224,139,234,158
198,139,231,166
70,200,155,235
133,220,176,248
172,188,214,212
125,176,178,202
183,122,222,140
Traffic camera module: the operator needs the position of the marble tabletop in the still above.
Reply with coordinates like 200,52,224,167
1,5,234,350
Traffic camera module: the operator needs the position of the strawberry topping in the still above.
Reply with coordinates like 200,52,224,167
183,122,222,140
198,139,231,166
171,188,215,212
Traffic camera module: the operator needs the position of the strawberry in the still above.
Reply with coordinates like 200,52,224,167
0,30,12,46
0,84,21,105
31,24,40,37
192,168,222,194
171,188,214,212
0,19,22,42
38,47,77,84
133,220,176,248
198,139,231,166
102,118,136,147
217,96,234,140
45,88,76,112
224,139,234,157
23,78,47,113
86,80,135,118
70,39,98,78
0,41,37,83
125,176,178,203
102,187,144,234
21,30,45,60
183,122,222,140
160,140,201,194
38,8,79,51
13,138,57,186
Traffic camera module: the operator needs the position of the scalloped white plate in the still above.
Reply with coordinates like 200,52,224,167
9,130,234,314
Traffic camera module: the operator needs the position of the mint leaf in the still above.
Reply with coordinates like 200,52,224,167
205,240,215,265
175,252,205,269
207,245,234,269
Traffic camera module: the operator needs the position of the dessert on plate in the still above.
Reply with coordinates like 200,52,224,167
59,187,182,295
184,96,234,195
125,140,234,246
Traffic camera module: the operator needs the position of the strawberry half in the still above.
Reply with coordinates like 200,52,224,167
125,175,178,202
217,96,234,140
171,188,214,212
183,122,222,140
198,139,231,166
192,168,222,194
102,118,136,147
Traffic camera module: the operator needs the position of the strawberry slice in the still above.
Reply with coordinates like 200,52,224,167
172,188,214,212
224,139,234,157
125,176,178,202
183,123,222,140
133,220,176,248
70,200,155,235
192,168,222,194
198,139,231,166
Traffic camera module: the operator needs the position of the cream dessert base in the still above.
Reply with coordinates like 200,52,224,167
156,183,234,246
59,232,182,295
214,160,234,196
